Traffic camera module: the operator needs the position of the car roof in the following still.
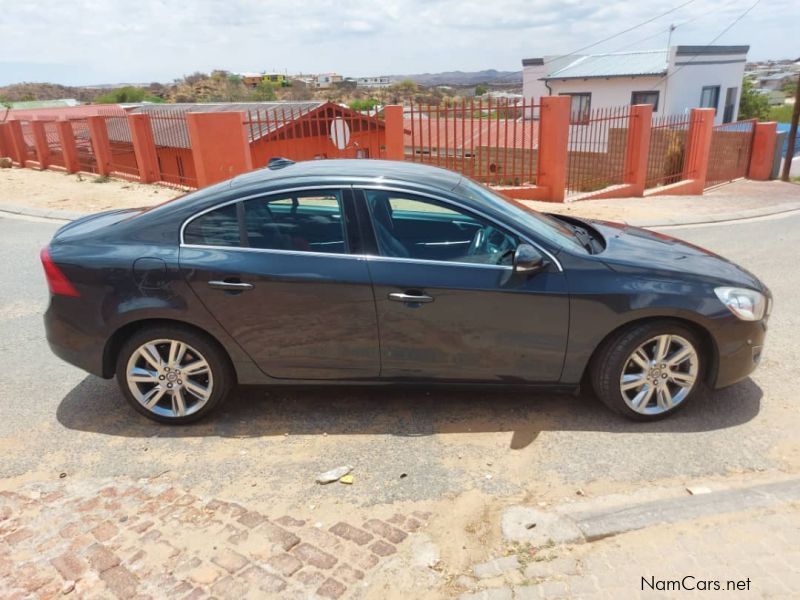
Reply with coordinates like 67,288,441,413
229,159,463,194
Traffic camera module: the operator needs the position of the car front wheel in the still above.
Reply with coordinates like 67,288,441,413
116,326,233,424
591,321,703,421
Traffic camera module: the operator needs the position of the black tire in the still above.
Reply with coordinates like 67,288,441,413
115,325,234,424
590,320,704,421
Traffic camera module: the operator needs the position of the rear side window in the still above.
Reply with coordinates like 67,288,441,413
183,203,240,247
243,191,346,254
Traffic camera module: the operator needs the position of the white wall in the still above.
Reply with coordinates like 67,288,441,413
664,47,748,124
522,61,550,100
547,76,667,113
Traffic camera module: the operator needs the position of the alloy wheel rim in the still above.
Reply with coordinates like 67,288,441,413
126,339,213,418
619,334,698,415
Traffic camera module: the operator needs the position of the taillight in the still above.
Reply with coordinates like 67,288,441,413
40,247,80,297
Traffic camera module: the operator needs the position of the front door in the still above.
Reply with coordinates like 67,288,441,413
180,188,380,380
357,189,569,382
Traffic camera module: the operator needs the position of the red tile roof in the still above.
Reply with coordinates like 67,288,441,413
404,118,538,150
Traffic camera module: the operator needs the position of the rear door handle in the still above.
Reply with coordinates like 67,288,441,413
208,280,254,291
388,292,434,304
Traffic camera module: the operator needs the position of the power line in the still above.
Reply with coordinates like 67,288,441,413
655,0,763,85
544,0,695,65
607,0,743,55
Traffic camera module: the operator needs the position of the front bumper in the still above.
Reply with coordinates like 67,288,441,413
711,316,768,389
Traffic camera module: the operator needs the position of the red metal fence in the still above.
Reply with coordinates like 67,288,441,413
244,104,385,168
566,106,630,195
103,114,140,180
705,119,756,189
42,121,65,169
405,98,540,186
69,118,98,174
646,113,691,189
145,106,197,189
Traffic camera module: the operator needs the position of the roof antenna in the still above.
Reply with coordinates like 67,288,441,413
268,157,295,170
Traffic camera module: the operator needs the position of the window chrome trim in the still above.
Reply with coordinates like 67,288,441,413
356,184,563,272
179,185,346,248
179,183,563,272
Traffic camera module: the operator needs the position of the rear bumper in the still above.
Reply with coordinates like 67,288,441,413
44,299,108,378
710,317,768,389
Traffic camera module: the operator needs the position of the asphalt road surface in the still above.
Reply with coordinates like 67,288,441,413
1,210,798,512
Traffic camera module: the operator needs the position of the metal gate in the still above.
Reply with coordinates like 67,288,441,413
705,119,755,189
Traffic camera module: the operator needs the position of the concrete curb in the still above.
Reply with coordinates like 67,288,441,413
0,202,88,222
628,204,800,228
501,478,800,547
566,478,800,543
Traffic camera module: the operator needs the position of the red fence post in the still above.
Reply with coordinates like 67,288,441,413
0,123,10,158
682,108,715,193
537,96,570,202
128,113,160,183
748,121,777,180
7,120,28,167
186,111,253,188
31,119,50,169
87,115,113,176
623,104,653,196
383,104,404,161
57,119,80,174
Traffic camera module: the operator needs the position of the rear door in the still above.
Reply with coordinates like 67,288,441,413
179,187,380,380
356,188,569,382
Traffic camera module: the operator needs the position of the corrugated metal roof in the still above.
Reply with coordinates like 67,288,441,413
544,50,668,80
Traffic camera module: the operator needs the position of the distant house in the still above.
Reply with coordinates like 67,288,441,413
314,73,343,88
758,72,796,91
239,73,265,88
522,45,749,124
355,76,391,89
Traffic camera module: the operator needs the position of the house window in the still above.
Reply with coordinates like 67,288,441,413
700,86,721,113
561,93,591,123
631,91,660,111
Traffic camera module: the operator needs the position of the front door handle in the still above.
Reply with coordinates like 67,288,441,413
208,280,254,292
388,292,434,304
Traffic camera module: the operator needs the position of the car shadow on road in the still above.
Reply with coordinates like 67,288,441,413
56,375,763,449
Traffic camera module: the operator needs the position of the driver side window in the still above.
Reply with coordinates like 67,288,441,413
364,191,518,266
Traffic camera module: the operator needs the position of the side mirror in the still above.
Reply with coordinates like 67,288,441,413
513,244,547,274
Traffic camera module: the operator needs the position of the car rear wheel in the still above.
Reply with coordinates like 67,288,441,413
591,321,703,421
116,326,233,424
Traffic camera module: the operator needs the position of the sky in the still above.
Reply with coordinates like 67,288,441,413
0,0,795,87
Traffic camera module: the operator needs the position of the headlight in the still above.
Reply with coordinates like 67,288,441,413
714,287,767,321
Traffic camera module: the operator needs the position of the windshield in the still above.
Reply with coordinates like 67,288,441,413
453,178,585,251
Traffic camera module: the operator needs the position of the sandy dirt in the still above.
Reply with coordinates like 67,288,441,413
0,167,177,213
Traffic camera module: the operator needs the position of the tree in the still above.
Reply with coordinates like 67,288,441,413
252,80,277,101
475,84,488,96
738,77,770,120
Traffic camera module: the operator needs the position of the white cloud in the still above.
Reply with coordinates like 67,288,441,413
0,0,794,86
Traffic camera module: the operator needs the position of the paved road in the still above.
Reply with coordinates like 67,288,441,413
2,210,800,598
1,212,798,510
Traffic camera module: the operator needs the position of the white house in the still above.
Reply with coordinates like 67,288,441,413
314,73,343,89
522,45,749,125
355,76,391,89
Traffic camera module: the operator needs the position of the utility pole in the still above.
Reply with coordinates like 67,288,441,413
781,74,800,181
663,24,677,116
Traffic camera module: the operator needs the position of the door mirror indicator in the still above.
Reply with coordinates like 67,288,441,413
513,244,547,274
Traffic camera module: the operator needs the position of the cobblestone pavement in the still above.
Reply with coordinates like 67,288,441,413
456,503,800,599
0,479,431,599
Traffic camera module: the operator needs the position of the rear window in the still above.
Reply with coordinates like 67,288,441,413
182,190,347,254
183,203,241,246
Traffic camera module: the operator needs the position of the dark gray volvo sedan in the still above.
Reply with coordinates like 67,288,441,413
41,160,770,423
